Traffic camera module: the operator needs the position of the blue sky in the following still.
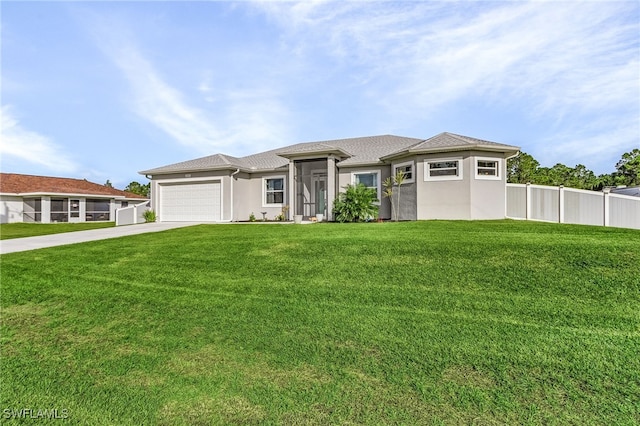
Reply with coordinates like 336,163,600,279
2,1,639,189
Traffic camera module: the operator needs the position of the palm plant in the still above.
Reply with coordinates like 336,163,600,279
332,183,379,222
383,170,406,221
143,209,157,223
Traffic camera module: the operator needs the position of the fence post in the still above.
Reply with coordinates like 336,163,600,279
526,183,531,221
558,185,564,224
603,188,610,227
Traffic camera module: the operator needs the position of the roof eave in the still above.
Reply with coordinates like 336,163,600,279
245,165,290,173
139,165,251,176
379,150,411,161
336,159,387,168
408,144,520,155
275,148,352,160
7,191,127,199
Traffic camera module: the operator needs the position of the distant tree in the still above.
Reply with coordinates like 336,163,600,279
104,180,113,188
536,164,569,187
507,152,540,184
125,181,150,197
535,163,598,189
595,173,616,190
614,148,640,186
567,164,598,190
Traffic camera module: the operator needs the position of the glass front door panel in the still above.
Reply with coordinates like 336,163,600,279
315,179,326,215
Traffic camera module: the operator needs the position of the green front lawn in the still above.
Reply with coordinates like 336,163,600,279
0,222,115,240
1,221,638,424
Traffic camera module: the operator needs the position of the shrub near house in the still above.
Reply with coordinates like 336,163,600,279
333,183,379,222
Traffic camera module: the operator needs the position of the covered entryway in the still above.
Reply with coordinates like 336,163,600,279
293,159,329,218
159,181,221,221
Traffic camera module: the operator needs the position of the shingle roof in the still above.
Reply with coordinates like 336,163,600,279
0,173,147,199
140,153,248,174
322,135,424,166
402,132,520,154
140,133,519,175
611,186,640,197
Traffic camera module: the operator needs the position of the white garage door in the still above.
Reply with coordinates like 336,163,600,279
160,181,221,221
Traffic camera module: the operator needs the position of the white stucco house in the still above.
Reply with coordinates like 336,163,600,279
140,132,520,222
0,173,148,224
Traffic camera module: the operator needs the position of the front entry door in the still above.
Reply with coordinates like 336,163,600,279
313,175,327,216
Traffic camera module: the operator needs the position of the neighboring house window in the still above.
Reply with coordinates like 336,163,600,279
263,176,286,206
424,158,463,181
86,199,110,221
475,157,501,180
393,161,414,183
23,198,42,223
50,198,68,222
352,171,381,201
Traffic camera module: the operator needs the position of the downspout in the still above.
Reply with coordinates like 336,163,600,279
230,169,240,222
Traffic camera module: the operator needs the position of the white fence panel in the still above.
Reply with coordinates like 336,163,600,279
116,206,135,226
506,185,526,219
609,194,640,230
115,201,150,226
564,188,603,226
136,203,149,224
530,186,559,222
506,184,639,230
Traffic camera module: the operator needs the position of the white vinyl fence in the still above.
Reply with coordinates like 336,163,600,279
115,201,151,226
506,184,640,230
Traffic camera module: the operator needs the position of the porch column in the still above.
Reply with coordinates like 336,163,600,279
288,160,295,220
327,155,336,221
109,200,116,222
41,196,51,223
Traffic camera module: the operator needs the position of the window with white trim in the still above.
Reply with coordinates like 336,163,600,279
424,158,463,181
475,157,501,180
86,199,110,221
352,171,381,201
393,161,414,183
263,176,285,206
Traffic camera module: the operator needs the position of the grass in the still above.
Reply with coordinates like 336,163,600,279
0,222,115,240
1,220,639,425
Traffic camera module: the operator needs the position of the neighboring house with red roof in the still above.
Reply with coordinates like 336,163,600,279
0,173,148,224
140,132,520,222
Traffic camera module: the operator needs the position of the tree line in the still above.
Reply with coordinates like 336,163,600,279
507,148,639,190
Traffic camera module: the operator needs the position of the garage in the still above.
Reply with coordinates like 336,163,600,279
159,181,221,221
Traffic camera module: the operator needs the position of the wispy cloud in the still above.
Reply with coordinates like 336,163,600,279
111,44,226,151
0,106,78,173
251,0,639,171
254,1,638,114
82,11,291,156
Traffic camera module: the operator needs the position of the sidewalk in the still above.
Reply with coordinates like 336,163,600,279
0,222,202,255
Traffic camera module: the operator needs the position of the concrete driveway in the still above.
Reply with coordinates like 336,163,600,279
0,222,202,255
